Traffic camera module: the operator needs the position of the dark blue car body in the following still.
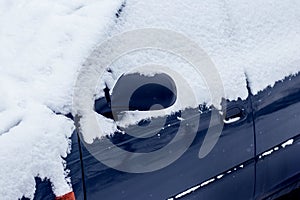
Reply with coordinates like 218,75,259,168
31,72,300,200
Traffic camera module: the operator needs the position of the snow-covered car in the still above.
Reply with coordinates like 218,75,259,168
1,0,300,200
30,70,300,200
79,72,300,200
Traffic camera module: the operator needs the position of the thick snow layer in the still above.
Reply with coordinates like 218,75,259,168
107,0,300,98
1,0,300,198
0,0,122,199
0,104,74,199
84,0,300,140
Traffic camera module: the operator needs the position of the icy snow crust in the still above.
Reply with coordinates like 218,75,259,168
1,0,300,199
0,0,122,199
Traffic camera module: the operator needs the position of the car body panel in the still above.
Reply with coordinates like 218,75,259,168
252,73,300,199
32,73,300,200
80,74,255,200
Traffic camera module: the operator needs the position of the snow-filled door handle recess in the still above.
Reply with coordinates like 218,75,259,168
223,106,246,124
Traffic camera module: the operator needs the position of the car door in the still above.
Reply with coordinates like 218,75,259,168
252,73,300,200
79,72,256,200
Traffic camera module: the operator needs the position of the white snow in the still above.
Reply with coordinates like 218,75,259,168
217,174,224,179
85,0,300,139
1,0,300,199
281,139,294,148
261,149,274,157
0,0,122,199
53,0,300,160
223,116,241,124
108,0,300,97
172,163,248,199
174,185,201,199
258,138,295,159
0,104,74,199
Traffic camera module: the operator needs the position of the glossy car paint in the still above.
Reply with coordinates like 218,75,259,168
77,73,256,200
252,73,300,200
31,73,300,200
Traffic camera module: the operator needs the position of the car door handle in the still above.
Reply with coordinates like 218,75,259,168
223,106,245,124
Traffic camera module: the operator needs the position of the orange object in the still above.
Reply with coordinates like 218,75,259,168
55,192,75,200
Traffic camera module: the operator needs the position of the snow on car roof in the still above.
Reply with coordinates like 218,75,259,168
0,0,300,199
